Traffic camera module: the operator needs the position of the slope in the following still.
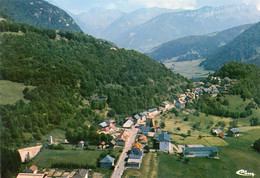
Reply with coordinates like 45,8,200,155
201,22,260,70
147,24,252,62
0,0,82,32
0,20,188,146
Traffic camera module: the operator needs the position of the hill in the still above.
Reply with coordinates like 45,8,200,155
114,5,260,52
201,22,260,70
0,0,82,32
147,24,252,62
0,20,188,146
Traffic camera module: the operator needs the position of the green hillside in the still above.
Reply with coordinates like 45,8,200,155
201,22,260,70
0,0,82,32
147,24,252,62
0,20,188,146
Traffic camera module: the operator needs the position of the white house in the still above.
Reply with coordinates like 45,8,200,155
156,132,171,152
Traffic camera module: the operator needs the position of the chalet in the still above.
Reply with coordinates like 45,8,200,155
26,165,38,174
72,169,89,178
100,155,115,169
123,119,134,128
227,128,240,137
183,146,219,158
140,126,151,136
98,120,110,128
17,173,44,178
127,142,143,168
156,132,171,152
138,135,148,147
116,131,128,146
78,141,85,148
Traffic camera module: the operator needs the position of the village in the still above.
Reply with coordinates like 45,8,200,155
16,76,245,178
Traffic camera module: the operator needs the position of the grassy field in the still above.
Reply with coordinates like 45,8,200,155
0,80,35,105
157,128,260,178
29,146,122,168
163,59,214,79
123,153,158,178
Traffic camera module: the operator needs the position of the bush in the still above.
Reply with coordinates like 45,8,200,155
253,138,260,153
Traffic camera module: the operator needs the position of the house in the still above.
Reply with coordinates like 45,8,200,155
72,169,89,178
227,128,240,137
127,158,142,168
127,142,143,168
161,101,171,109
78,141,85,148
138,135,148,147
212,129,224,137
146,115,154,127
109,140,116,149
98,120,110,128
134,114,141,121
123,119,134,128
175,98,185,109
183,146,219,158
148,108,160,116
49,136,53,144
139,112,148,120
16,173,45,178
116,131,128,146
100,155,115,169
26,165,38,174
156,132,171,152
140,126,151,136
129,147,143,159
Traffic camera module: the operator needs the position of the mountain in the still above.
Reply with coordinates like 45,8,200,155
201,22,260,70
0,0,82,32
114,5,260,52
146,24,252,62
0,20,188,146
102,7,178,42
74,8,126,37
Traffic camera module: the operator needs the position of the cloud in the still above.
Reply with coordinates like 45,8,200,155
242,0,260,10
106,2,117,9
129,0,197,10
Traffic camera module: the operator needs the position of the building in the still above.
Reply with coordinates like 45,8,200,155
156,132,171,152
183,146,219,158
127,142,143,168
161,101,171,110
49,136,53,144
138,135,148,147
98,120,110,128
16,173,44,178
78,141,85,148
148,108,160,116
26,165,38,174
139,112,148,120
146,115,154,127
127,158,142,168
140,126,151,136
134,114,141,121
72,169,89,178
227,128,240,137
116,131,128,146
100,155,115,169
123,119,134,128
212,129,224,137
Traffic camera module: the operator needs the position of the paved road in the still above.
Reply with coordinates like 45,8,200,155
111,126,139,178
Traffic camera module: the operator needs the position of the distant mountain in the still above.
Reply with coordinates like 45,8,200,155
0,0,82,32
115,5,260,52
102,7,178,42
147,24,252,62
74,8,126,37
201,22,260,70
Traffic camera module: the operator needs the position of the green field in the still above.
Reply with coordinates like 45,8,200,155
29,146,122,168
0,80,35,105
158,129,260,178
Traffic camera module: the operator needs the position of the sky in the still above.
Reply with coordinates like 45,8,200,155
46,0,260,14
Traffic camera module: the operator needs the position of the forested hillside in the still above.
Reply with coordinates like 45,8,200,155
0,0,82,32
201,22,260,70
147,24,252,62
0,20,188,146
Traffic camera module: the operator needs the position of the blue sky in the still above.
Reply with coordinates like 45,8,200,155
46,0,260,14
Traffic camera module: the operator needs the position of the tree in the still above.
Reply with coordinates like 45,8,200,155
250,117,259,126
253,138,260,153
187,130,191,136
160,121,165,128
229,120,238,128
1,147,21,178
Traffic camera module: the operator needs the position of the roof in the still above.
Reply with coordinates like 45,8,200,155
139,135,148,144
123,119,134,128
140,126,151,132
127,158,142,163
139,112,148,117
134,114,141,120
130,147,142,156
157,132,171,142
100,155,115,163
148,108,158,113
146,115,154,119
99,120,110,128
230,128,240,133
117,131,128,142
132,142,142,150
17,173,44,178
29,165,38,172
184,146,219,153
72,169,89,178
187,144,204,148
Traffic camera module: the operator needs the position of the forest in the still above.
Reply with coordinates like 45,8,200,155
0,19,188,147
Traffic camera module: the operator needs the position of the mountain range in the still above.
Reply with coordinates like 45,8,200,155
146,24,253,62
0,0,82,32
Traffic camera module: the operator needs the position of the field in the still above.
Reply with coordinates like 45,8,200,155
0,80,35,105
163,59,214,79
157,128,260,178
28,146,122,168
123,152,158,178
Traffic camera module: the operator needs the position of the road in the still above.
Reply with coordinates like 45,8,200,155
111,126,139,178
